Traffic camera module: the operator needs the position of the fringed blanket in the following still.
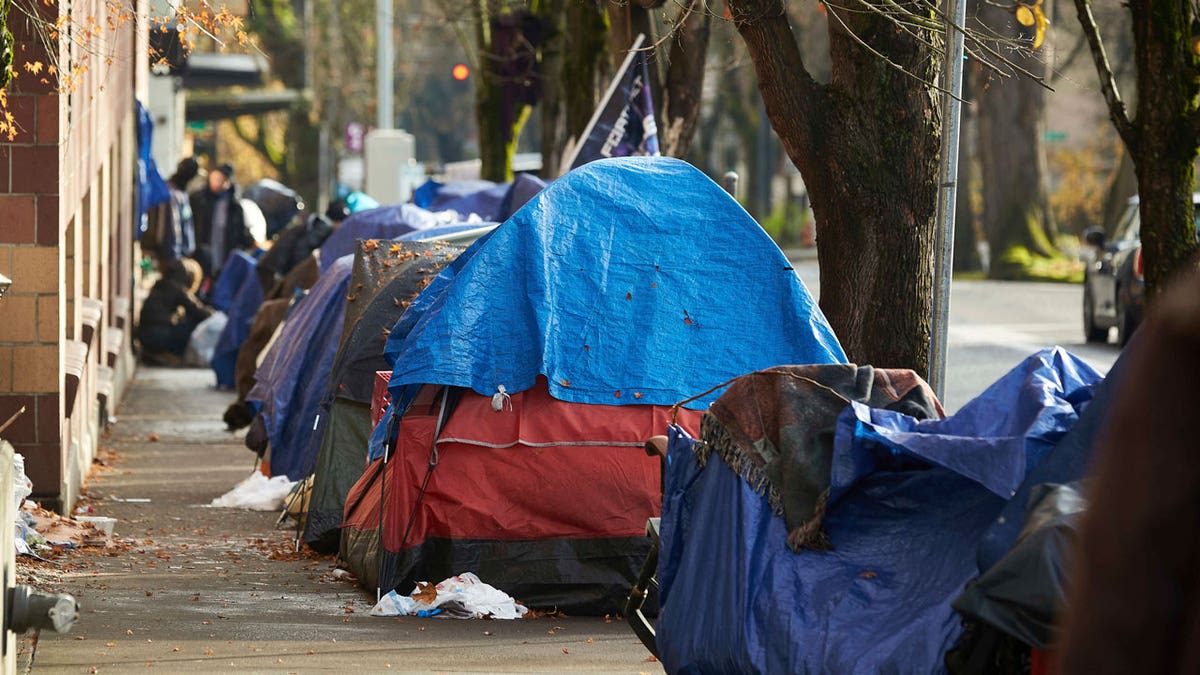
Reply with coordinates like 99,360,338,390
695,365,943,552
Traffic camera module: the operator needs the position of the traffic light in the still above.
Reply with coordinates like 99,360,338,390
452,63,469,81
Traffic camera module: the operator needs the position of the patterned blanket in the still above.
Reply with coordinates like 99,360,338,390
696,365,943,552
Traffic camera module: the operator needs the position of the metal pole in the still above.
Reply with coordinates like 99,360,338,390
929,0,967,400
376,0,395,130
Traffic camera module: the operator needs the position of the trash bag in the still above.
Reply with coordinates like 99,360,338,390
185,311,228,367
946,482,1086,672
369,573,528,620
243,178,303,238
209,472,295,511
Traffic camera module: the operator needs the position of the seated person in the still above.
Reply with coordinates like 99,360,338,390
137,258,213,365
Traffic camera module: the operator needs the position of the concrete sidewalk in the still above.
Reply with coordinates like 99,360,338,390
24,367,662,673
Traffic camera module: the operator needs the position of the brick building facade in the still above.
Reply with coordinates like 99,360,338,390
0,1,148,511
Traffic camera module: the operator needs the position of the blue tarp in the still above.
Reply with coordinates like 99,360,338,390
656,348,1104,673
434,181,511,220
247,256,353,480
209,251,258,313
411,179,443,209
317,205,442,272
135,101,171,227
497,173,546,222
383,156,845,413
210,264,265,389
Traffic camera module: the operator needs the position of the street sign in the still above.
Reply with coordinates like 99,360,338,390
1043,131,1068,142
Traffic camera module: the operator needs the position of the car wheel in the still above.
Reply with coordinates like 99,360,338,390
1083,287,1107,343
1116,290,1138,347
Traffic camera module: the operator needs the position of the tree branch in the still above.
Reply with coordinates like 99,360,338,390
1072,0,1137,150
726,0,826,143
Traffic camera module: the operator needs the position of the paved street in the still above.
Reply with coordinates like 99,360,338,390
791,258,1120,411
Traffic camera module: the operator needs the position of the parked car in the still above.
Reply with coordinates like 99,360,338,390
1082,193,1200,346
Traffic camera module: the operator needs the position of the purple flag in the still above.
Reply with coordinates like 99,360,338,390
569,45,660,170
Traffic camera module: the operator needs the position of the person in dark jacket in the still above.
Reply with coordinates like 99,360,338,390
137,258,213,363
191,162,255,281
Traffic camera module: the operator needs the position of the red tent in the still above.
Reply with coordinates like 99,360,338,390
341,377,701,613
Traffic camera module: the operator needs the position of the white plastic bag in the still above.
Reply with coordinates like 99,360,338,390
185,311,228,367
370,590,418,617
12,453,32,510
370,572,528,620
433,573,528,620
208,472,295,511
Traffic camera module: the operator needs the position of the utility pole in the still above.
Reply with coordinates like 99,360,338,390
376,0,395,130
929,0,967,400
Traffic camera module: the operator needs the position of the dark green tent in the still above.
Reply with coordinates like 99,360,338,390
302,240,464,551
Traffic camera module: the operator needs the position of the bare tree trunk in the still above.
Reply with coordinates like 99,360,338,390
538,0,609,178
954,105,981,272
660,0,711,158
975,6,1058,279
1099,145,1136,233
1129,0,1200,295
731,0,940,373
474,8,538,182
1074,0,1200,298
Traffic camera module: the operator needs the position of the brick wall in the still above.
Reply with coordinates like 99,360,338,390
0,0,144,510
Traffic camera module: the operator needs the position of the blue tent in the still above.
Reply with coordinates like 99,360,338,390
317,205,442,272
656,348,1103,673
208,250,257,313
431,181,510,220
411,179,443,209
211,265,264,389
382,156,845,419
497,173,547,222
247,256,353,480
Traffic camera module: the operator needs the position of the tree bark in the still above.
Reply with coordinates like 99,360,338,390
660,0,711,158
954,106,981,272
1128,0,1200,295
1075,0,1200,297
474,8,537,182
975,6,1058,279
730,0,940,374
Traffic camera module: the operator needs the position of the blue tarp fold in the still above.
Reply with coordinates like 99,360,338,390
657,348,1103,673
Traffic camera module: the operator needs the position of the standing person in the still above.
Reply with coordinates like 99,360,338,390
191,162,255,281
161,157,199,261
141,157,199,263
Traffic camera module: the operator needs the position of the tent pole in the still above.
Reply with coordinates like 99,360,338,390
295,413,322,552
377,412,396,604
